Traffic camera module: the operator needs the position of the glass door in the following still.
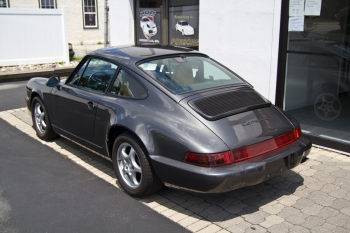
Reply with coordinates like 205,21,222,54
283,0,350,150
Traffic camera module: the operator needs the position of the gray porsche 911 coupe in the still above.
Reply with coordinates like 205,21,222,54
25,45,311,197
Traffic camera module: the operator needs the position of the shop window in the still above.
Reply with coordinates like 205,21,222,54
283,0,350,150
136,0,162,44
39,0,56,9
0,0,9,8
139,0,162,8
83,0,98,28
135,0,199,48
168,0,199,48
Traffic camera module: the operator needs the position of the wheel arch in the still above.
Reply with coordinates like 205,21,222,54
107,125,150,159
30,91,44,108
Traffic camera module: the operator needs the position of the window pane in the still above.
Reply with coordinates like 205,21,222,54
138,56,243,94
109,70,147,98
78,59,117,93
283,0,350,149
67,59,89,86
0,0,8,8
41,0,55,9
84,14,96,26
139,0,162,8
83,0,97,27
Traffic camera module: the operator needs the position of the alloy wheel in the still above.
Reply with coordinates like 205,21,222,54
34,102,46,133
117,142,142,189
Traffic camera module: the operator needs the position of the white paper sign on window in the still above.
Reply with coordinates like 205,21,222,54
305,0,322,16
289,16,304,31
290,0,305,16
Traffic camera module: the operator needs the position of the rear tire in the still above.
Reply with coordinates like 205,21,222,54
31,97,58,141
112,133,163,197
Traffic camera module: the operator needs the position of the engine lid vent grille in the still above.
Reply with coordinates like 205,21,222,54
189,90,271,121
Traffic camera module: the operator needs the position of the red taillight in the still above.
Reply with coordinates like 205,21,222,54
184,126,302,167
184,151,232,167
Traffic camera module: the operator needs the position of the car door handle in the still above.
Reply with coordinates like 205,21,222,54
87,101,96,110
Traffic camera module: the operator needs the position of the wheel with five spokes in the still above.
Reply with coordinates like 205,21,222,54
31,97,57,140
112,133,162,197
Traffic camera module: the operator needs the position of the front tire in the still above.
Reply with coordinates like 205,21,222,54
112,133,162,197
31,97,57,140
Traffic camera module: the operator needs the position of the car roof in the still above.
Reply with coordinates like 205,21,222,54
88,45,204,66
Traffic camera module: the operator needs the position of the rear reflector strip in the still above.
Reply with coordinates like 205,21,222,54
184,127,302,167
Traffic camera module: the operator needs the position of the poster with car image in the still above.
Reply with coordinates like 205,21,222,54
136,8,162,44
169,5,199,47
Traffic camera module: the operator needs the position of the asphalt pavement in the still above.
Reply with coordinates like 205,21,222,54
0,81,27,111
0,117,188,233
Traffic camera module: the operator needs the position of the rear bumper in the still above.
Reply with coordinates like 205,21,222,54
150,136,311,193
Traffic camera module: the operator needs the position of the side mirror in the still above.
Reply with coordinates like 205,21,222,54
46,76,61,87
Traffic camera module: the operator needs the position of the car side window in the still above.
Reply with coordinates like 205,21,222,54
77,58,118,93
108,69,147,98
66,59,89,86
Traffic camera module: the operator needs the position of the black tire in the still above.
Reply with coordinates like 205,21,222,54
112,133,163,197
31,97,58,141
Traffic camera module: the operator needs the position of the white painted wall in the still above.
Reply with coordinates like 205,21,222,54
0,8,69,66
199,0,282,103
109,0,135,46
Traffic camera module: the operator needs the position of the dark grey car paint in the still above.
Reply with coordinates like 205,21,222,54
25,45,312,193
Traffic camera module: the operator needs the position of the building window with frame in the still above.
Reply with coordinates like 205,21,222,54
83,0,98,28
0,0,9,8
39,0,56,9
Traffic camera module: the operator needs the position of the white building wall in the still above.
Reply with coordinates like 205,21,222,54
109,0,135,46
58,0,105,45
8,0,104,46
199,0,282,103
9,0,38,8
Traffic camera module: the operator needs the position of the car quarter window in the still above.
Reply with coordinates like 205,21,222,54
108,69,147,98
68,58,118,93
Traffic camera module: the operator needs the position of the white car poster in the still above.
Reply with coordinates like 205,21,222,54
136,8,162,44
169,4,199,48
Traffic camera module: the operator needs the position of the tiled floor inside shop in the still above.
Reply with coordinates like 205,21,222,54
288,93,350,145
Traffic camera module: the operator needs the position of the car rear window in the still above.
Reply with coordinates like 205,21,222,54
138,56,243,94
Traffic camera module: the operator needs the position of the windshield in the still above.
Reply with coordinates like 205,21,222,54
182,22,189,26
138,56,243,94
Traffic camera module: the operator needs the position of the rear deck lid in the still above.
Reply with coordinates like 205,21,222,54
180,86,295,150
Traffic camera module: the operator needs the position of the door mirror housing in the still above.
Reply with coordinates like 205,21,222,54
46,76,61,87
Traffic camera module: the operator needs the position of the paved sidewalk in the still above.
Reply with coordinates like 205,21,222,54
1,108,350,233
